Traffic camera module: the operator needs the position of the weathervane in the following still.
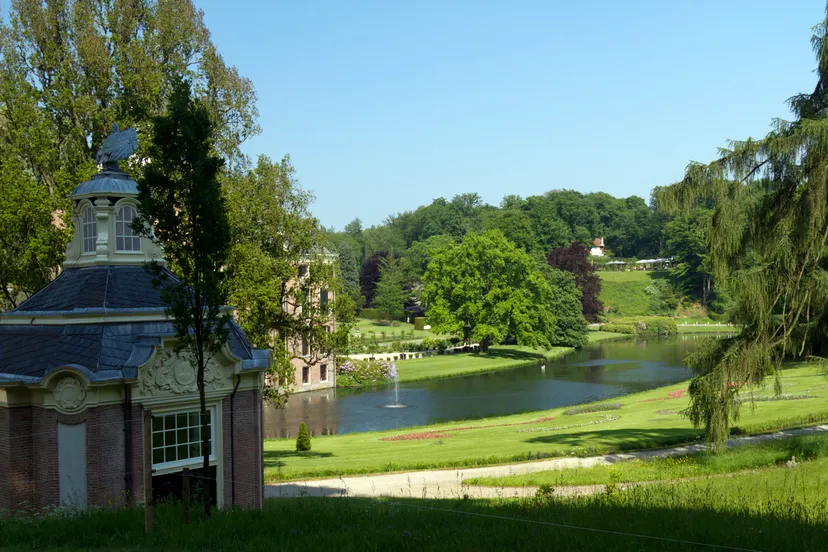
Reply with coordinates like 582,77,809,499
95,123,138,170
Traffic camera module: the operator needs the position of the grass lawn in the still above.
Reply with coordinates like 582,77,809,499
395,331,624,383
264,364,828,481
4,461,827,552
465,433,828,487
351,318,445,342
599,271,670,317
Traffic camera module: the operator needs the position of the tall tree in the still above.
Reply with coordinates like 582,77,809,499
0,0,258,309
373,254,407,322
423,230,586,352
655,7,828,445
547,243,604,322
135,79,230,516
223,155,353,404
359,250,400,306
663,208,715,307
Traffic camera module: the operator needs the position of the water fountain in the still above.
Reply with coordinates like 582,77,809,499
384,363,406,408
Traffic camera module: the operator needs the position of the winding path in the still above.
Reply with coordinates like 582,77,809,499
266,424,828,499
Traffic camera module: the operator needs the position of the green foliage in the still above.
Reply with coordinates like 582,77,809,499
644,279,679,314
373,255,407,322
335,359,394,387
360,308,386,321
413,317,426,331
598,323,637,334
423,230,587,352
655,8,828,445
599,317,677,336
134,79,230,515
0,0,258,310
223,155,353,405
295,423,311,452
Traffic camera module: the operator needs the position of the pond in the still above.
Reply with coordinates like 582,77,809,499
263,334,718,438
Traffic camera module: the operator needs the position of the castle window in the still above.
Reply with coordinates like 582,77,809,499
115,205,141,252
82,205,97,253
151,408,214,470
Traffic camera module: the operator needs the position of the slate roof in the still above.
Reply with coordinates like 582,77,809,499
13,266,173,313
71,170,138,198
0,266,270,384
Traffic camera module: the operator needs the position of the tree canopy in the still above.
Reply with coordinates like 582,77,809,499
422,230,587,352
655,7,828,444
547,242,604,323
0,0,258,309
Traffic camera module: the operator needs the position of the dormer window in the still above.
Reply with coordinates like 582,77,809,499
115,205,141,252
81,205,97,253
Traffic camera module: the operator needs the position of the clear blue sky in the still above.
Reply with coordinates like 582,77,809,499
196,0,823,230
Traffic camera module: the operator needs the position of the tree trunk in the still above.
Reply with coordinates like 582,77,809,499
198,360,211,517
479,337,491,354
702,275,711,307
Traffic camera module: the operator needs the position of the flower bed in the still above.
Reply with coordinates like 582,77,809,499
564,403,621,416
381,432,454,441
517,415,621,433
638,389,687,403
336,359,394,388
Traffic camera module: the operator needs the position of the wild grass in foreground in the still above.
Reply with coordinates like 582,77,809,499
466,433,828,487
2,461,826,552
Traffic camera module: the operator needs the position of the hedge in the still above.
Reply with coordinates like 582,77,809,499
413,317,426,331
360,308,387,321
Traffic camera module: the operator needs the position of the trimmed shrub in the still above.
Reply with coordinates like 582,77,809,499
598,323,636,334
296,423,311,451
414,317,426,331
360,308,387,321
564,403,622,416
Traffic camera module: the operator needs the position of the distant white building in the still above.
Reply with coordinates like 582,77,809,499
590,237,605,257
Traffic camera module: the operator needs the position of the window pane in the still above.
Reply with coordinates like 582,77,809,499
152,432,163,448
189,426,200,443
189,412,199,426
153,448,164,465
190,443,200,458
164,430,175,447
152,417,162,432
177,428,187,443
178,444,189,460
177,413,187,427
165,446,177,462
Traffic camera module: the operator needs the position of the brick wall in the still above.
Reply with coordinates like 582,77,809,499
0,401,146,514
0,406,10,511
291,356,336,392
222,389,263,510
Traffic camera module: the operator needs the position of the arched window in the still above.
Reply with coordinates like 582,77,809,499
81,205,97,253
115,205,141,252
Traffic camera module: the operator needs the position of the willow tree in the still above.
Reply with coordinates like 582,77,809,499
655,8,828,445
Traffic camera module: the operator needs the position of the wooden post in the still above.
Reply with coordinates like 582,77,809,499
182,468,190,524
143,409,153,534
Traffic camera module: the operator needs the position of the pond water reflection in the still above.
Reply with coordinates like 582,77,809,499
264,334,718,438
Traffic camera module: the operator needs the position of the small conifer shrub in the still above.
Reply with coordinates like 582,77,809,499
296,422,312,452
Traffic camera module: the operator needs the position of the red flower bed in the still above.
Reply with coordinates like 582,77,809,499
638,389,688,403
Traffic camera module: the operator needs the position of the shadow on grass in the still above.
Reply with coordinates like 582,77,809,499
264,449,335,471
523,427,702,453
477,347,548,361
2,493,825,551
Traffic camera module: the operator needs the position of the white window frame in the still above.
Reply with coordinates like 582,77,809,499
150,407,216,472
115,205,141,252
301,365,310,385
81,204,97,254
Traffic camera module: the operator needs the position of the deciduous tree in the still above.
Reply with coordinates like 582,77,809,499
423,230,586,352
547,243,604,322
135,79,230,516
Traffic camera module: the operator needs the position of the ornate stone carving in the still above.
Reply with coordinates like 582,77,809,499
54,376,87,413
139,349,227,397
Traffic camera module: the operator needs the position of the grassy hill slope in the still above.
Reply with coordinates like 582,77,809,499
598,271,670,317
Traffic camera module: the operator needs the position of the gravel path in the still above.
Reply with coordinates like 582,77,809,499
265,424,828,499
